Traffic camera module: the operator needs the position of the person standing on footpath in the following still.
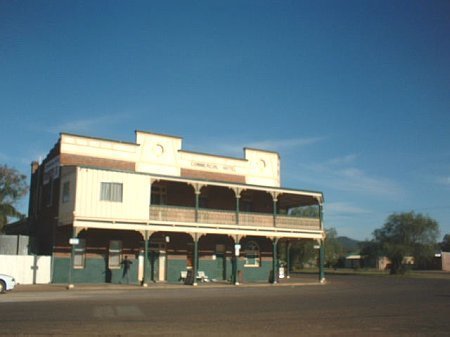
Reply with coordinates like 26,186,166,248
121,255,133,284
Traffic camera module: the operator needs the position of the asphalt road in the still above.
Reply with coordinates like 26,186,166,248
1,275,449,337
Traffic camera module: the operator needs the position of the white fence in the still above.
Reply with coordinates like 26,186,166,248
0,255,52,284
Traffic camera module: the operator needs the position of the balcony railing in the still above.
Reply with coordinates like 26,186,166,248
150,205,195,223
150,205,320,230
198,208,236,225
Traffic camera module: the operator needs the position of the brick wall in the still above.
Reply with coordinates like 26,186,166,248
442,252,450,272
181,168,245,184
60,153,135,171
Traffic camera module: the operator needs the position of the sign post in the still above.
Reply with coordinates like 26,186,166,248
67,237,79,289
233,244,241,285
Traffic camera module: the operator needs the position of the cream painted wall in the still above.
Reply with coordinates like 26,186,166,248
75,167,150,221
58,166,77,225
244,148,280,187
135,131,182,176
59,131,281,187
178,150,247,175
61,134,138,162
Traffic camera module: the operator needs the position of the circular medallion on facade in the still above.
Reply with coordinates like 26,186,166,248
257,159,266,171
153,144,164,156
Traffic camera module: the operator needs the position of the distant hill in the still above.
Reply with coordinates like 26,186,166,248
337,236,361,252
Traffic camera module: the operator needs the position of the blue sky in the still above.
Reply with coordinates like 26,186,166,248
1,0,449,240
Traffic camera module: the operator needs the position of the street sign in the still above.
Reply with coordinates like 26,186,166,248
69,238,80,245
234,244,241,256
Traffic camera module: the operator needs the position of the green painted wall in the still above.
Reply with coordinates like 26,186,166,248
167,258,187,283
53,255,272,284
148,251,160,282
74,258,109,283
198,255,229,281
197,256,271,283
53,257,70,283
238,260,272,282
52,256,139,284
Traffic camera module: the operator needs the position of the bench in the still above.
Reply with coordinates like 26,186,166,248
180,270,210,282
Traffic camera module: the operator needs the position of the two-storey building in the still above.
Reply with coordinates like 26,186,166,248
28,130,325,286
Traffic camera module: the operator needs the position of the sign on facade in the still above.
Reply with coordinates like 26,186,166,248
234,244,241,256
43,156,60,184
69,238,80,245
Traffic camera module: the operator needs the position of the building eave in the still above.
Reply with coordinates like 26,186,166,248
70,164,323,202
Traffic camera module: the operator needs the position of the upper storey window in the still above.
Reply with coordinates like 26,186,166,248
244,241,261,267
100,182,123,202
151,185,167,205
62,181,70,203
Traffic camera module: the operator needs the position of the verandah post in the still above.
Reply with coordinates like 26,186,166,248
195,191,200,223
318,201,326,283
272,238,279,284
232,255,236,285
286,240,291,279
67,227,76,289
235,194,240,225
142,231,149,287
272,195,278,227
233,235,241,285
319,240,325,283
193,233,198,286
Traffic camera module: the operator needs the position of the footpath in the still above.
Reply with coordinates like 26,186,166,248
13,275,322,293
10,271,449,293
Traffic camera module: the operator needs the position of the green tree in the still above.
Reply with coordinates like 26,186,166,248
289,228,344,270
289,205,320,218
324,227,344,268
440,234,450,252
373,212,440,274
289,239,316,269
0,165,28,232
359,240,382,267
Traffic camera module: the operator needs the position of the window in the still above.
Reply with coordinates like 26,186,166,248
151,185,167,205
46,180,54,207
73,239,86,269
240,196,253,212
244,241,260,267
62,181,70,203
215,244,226,254
101,182,123,202
199,194,208,208
108,240,122,269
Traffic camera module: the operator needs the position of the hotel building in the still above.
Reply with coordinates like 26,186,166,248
28,131,325,285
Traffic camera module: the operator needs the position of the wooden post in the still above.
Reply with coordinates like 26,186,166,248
193,233,198,286
272,238,278,284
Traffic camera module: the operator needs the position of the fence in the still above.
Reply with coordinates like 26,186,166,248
0,235,35,255
0,255,52,284
442,252,450,272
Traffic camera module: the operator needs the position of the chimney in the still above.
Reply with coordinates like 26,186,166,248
31,161,39,174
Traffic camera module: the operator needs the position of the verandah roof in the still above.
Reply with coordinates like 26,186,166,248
72,164,324,206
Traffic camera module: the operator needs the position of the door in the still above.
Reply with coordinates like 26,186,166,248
158,249,166,281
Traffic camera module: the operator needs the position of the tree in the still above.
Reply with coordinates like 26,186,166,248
373,212,440,274
0,165,28,232
324,227,344,268
359,240,382,268
440,234,450,252
288,228,344,270
289,239,316,269
289,205,320,218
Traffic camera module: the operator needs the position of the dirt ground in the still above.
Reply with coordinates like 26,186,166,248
1,274,449,336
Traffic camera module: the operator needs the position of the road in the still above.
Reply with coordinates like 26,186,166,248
1,275,449,336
